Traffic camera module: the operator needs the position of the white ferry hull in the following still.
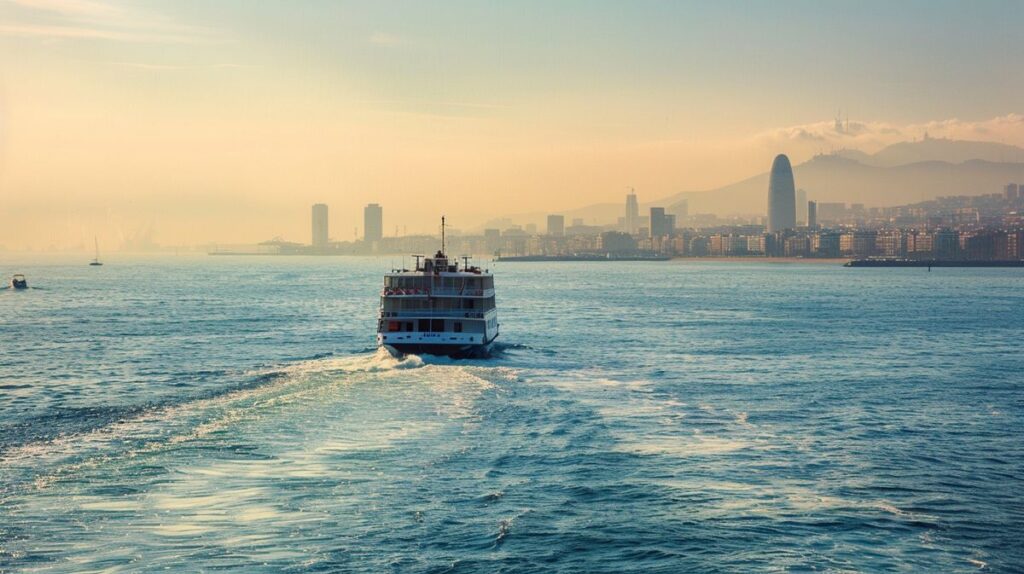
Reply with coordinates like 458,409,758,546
379,332,498,358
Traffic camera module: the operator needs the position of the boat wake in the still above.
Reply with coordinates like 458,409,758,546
0,348,515,498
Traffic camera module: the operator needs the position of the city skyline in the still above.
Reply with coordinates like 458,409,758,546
2,1,1024,250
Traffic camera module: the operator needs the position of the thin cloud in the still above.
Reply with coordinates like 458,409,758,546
0,23,202,43
752,114,1024,153
106,61,258,71
1,0,221,43
7,0,121,18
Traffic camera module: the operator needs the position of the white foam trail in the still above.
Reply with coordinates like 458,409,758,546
2,349,510,494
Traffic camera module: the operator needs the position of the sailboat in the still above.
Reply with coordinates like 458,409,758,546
90,237,103,266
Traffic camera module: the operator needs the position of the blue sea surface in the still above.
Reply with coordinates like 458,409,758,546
1,255,1022,573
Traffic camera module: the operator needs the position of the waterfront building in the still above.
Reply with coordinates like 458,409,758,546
933,230,960,259
877,231,907,258
311,203,329,251
807,200,818,229
547,215,565,237
767,154,797,232
784,235,810,257
814,232,841,258
747,235,766,255
600,231,636,253
852,231,878,257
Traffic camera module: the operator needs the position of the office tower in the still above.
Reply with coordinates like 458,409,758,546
625,192,639,233
650,207,671,238
1006,183,1020,201
311,203,328,251
364,203,383,243
547,214,565,237
767,154,796,232
796,189,808,225
807,200,818,229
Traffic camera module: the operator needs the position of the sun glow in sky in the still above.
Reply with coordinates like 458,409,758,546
1,0,1023,250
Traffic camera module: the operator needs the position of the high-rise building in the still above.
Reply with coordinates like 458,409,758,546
364,203,383,243
807,200,818,229
547,214,565,237
649,207,674,238
767,154,796,232
625,192,639,234
795,189,808,225
1006,183,1020,201
311,203,329,251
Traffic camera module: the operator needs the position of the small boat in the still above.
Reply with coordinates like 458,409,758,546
90,237,103,266
10,274,28,289
377,217,499,358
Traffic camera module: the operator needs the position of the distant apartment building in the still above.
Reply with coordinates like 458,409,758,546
852,231,878,257
784,235,810,257
364,204,383,243
547,215,565,237
995,230,1024,260
311,203,329,251
817,202,846,223
807,201,818,229
600,231,636,253
906,231,933,258
933,230,960,259
812,232,841,258
746,235,766,255
649,207,675,238
876,230,907,258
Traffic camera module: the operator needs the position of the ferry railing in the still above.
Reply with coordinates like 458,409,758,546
381,287,494,298
379,309,492,319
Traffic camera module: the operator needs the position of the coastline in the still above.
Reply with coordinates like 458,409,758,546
671,257,850,265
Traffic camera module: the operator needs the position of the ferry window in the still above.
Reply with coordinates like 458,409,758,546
387,321,401,332
465,299,475,309
454,322,463,333
405,322,413,332
418,319,429,332
431,319,444,332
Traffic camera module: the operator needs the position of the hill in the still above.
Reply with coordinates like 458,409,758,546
665,155,1024,215
477,137,1024,229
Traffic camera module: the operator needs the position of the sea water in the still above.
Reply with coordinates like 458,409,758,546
1,255,1022,573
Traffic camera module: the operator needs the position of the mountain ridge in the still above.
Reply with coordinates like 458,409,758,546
478,137,1024,229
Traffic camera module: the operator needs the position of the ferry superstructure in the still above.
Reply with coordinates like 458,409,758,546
377,221,499,357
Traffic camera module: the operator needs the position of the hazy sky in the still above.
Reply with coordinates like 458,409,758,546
2,0,1023,249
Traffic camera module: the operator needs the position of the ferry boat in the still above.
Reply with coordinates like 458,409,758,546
377,219,499,358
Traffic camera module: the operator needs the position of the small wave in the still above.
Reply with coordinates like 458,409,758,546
1,348,513,496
